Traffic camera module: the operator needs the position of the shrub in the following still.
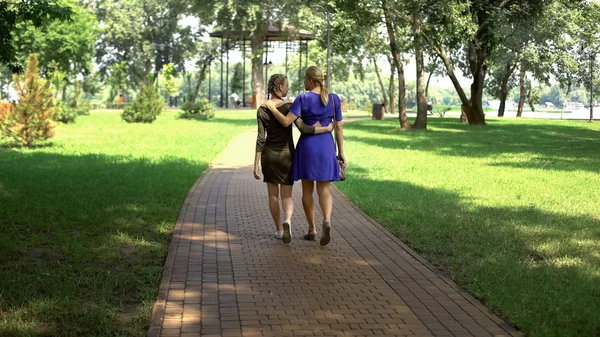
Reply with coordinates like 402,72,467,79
364,100,373,115
54,81,92,124
180,99,215,120
0,54,56,146
122,81,163,123
54,101,78,123
75,99,91,116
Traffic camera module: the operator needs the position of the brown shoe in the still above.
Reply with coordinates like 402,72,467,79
303,229,317,241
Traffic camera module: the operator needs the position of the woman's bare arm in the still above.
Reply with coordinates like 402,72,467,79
263,100,297,127
334,120,346,168
294,118,333,134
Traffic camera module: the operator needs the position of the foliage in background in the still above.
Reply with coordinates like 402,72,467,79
0,55,56,146
0,0,72,72
122,80,163,123
180,98,215,120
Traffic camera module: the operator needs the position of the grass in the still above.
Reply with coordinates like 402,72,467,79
0,109,255,336
343,109,371,118
2,108,599,336
336,117,600,337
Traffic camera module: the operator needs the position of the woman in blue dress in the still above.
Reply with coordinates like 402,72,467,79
264,66,346,246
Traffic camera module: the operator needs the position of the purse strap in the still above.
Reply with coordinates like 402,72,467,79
331,94,338,156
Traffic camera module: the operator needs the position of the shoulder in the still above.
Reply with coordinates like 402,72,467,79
330,93,341,102
293,93,307,101
257,106,268,116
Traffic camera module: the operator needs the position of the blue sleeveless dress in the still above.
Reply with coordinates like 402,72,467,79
289,92,343,182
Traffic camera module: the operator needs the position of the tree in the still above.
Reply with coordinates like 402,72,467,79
81,71,103,97
387,54,395,114
0,54,56,146
527,84,541,112
122,76,163,123
421,0,557,125
0,0,72,72
0,66,12,99
190,41,219,103
371,57,388,116
230,62,244,96
96,0,195,88
380,0,411,129
543,1,599,121
162,63,178,100
195,0,322,108
13,0,98,84
575,1,600,122
108,61,128,108
411,1,427,129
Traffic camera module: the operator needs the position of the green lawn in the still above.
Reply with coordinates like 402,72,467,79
0,109,255,337
343,109,371,118
336,118,600,337
2,109,599,336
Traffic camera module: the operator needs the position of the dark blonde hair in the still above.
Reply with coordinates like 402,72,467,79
305,66,329,106
267,74,287,99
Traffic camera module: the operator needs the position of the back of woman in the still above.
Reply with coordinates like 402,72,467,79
257,102,294,153
289,91,342,182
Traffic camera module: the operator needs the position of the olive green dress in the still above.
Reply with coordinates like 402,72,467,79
256,102,316,185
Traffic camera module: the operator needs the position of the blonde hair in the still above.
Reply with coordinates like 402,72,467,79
305,66,329,106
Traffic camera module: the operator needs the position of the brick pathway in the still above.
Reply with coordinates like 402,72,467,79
148,131,520,337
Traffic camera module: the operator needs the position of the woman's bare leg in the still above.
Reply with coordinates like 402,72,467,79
301,180,316,231
316,182,333,246
266,183,282,231
280,185,294,222
316,182,332,221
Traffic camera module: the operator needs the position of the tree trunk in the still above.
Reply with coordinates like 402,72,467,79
413,7,427,129
517,60,526,117
527,83,535,112
497,63,514,117
382,0,410,129
460,105,468,123
116,84,120,109
425,71,433,98
250,27,265,109
62,83,68,102
389,68,395,115
192,64,208,103
372,58,388,117
435,48,471,119
466,43,487,124
387,55,395,114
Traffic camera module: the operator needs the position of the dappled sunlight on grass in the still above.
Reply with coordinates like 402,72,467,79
337,118,600,337
0,109,255,336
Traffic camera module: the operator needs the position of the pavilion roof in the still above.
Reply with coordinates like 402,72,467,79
209,21,316,41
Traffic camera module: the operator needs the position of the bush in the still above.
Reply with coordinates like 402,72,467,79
122,81,163,123
346,100,358,111
180,99,215,120
364,100,373,115
0,54,56,146
54,101,78,124
54,89,92,124
75,99,91,116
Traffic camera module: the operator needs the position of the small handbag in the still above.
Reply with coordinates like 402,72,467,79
332,95,346,181
337,155,346,181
